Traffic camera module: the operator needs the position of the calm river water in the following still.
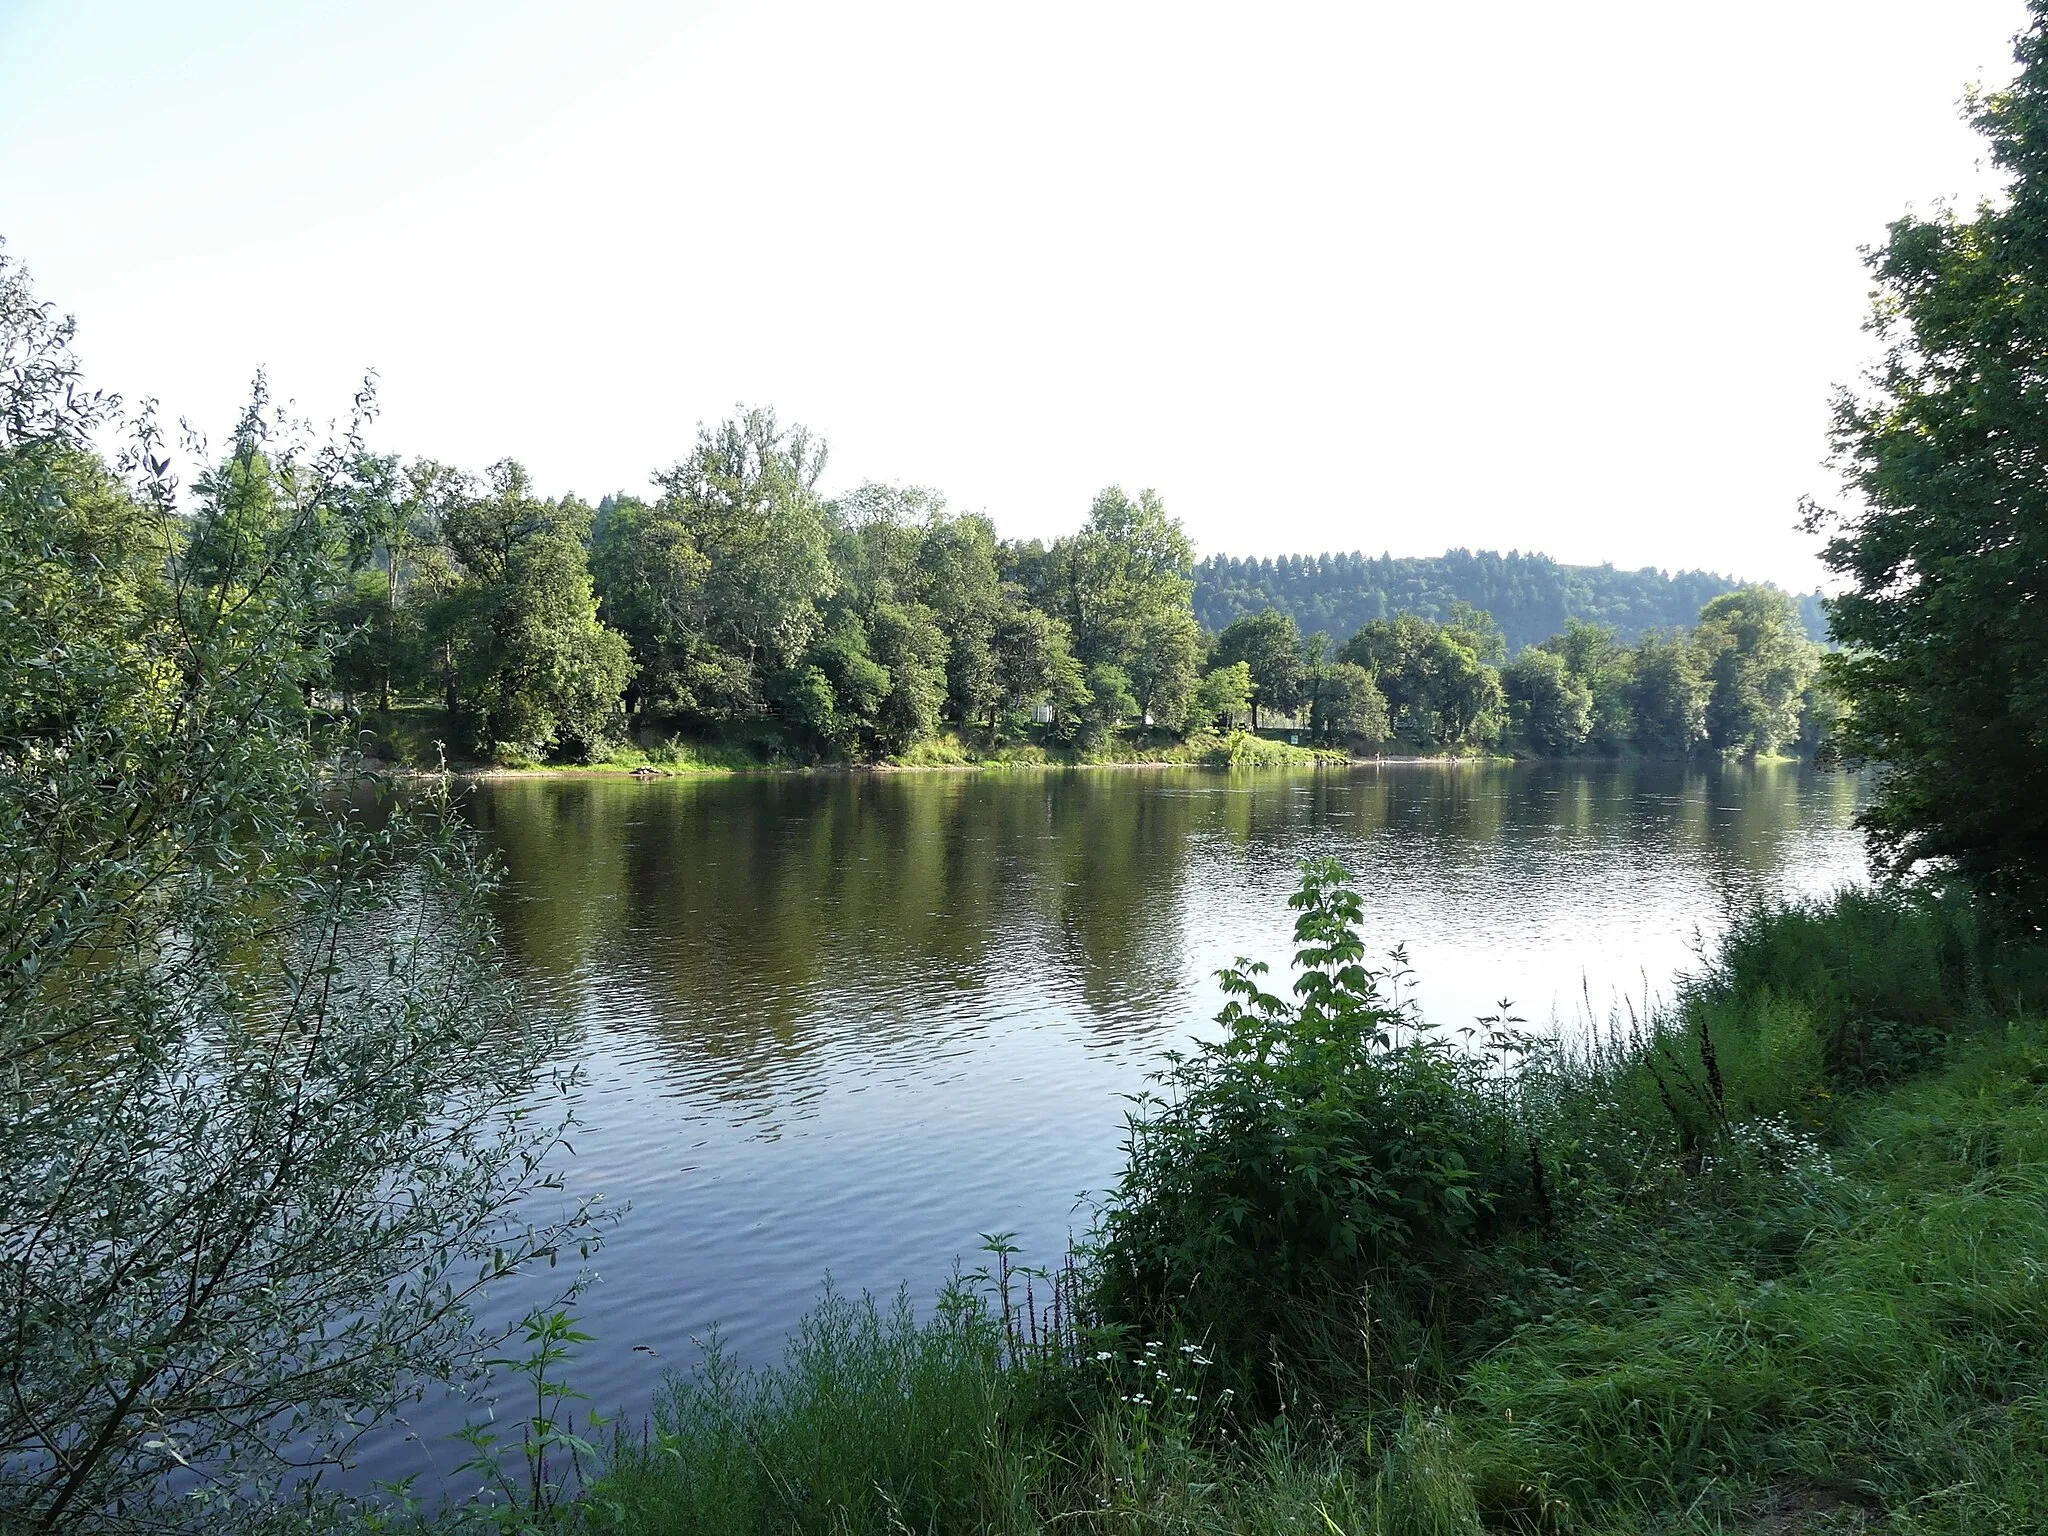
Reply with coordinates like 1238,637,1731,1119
376,760,1866,1486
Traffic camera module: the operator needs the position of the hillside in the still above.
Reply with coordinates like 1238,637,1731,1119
1194,547,1830,651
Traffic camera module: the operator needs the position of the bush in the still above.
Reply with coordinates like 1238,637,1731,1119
1088,862,1549,1405
1199,730,1334,769
892,732,974,767
0,276,596,1530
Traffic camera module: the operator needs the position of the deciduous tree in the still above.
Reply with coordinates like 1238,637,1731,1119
1213,609,1306,729
1810,5,2048,900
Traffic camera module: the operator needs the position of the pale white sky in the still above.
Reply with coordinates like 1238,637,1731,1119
0,1,2029,589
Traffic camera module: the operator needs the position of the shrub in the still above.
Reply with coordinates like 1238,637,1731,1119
1199,730,1333,769
892,732,974,767
1088,861,1548,1405
0,274,596,1530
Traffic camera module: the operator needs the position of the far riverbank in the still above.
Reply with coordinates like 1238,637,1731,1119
353,706,1750,781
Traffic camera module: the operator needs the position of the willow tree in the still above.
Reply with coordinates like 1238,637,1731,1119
1813,2,2048,904
0,251,601,1531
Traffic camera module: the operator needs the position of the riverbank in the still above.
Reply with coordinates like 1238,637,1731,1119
351,709,1804,783
352,709,1460,778
347,877,2047,1536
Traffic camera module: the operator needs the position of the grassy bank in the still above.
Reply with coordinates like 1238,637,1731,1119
352,705,1353,775
354,880,2048,1536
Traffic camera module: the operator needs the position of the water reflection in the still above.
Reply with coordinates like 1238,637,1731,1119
366,761,1864,1492
473,761,1862,1107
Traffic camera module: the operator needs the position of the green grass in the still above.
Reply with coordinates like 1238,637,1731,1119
346,708,1364,777
588,1285,1017,1535
632,737,771,773
582,1285,1396,1536
1461,1022,2048,1533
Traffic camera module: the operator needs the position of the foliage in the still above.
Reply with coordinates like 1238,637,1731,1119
438,462,633,760
84,367,1833,769
0,251,599,1532
1304,660,1390,745
1336,612,1504,747
1536,618,1633,753
1039,487,1202,731
1500,647,1591,755
1089,862,1546,1404
1626,630,1708,755
1693,584,1815,757
1190,661,1254,732
592,1284,1011,1536
1080,661,1138,742
1461,1021,2048,1534
1810,0,2048,906
585,1277,1398,1536
1198,731,1341,769
453,1309,603,1524
991,598,1089,741
590,407,834,724
323,455,464,716
2,234,1839,773
914,506,1007,730
1212,608,1307,728
1196,546,1830,653
1686,884,1988,1087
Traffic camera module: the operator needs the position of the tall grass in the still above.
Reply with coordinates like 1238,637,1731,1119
590,1284,1019,1535
1462,1022,2048,1532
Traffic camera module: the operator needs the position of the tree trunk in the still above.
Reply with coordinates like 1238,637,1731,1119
381,561,397,713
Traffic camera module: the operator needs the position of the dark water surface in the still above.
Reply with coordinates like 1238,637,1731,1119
376,760,1865,1486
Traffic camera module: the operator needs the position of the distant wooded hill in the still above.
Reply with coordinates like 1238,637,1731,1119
1193,549,1830,652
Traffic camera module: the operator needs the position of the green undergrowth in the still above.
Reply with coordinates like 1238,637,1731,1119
1461,1023,2048,1532
348,707,1365,775
1198,729,1349,768
357,878,2048,1536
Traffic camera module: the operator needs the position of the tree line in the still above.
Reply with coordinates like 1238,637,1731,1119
1206,584,1829,757
322,408,1829,764
1196,546,1831,654
325,409,1205,760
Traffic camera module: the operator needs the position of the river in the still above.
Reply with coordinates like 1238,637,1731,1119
372,759,1866,1487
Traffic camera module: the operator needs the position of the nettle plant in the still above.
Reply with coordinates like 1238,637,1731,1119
1091,860,1547,1404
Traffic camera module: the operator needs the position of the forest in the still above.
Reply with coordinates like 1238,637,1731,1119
320,408,1829,767
1194,547,1832,652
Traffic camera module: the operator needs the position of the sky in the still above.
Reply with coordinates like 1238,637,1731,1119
0,0,2033,591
